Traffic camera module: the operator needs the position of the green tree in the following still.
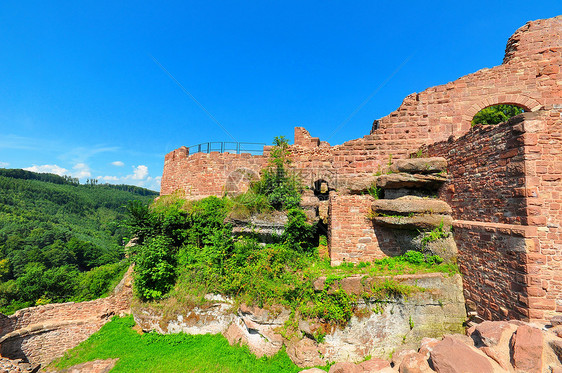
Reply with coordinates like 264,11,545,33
471,104,524,126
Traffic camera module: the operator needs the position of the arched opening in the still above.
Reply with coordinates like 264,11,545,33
471,104,526,126
313,179,330,201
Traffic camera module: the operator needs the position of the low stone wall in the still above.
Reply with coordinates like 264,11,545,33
133,273,466,367
0,266,134,367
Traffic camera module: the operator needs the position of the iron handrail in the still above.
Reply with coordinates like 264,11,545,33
186,142,265,155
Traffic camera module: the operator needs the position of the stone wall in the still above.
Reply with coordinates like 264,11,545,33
426,111,562,323
328,194,381,265
161,147,266,198
161,17,560,199
0,266,133,367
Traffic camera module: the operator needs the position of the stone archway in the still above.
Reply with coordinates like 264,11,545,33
461,94,542,129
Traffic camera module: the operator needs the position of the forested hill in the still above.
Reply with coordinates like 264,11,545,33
0,168,158,313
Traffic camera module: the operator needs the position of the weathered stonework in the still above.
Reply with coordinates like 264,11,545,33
160,16,562,323
0,266,133,367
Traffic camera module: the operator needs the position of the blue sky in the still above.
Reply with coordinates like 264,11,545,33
1,2,560,191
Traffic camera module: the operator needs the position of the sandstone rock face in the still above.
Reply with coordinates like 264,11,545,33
391,158,448,174
372,214,452,231
371,196,452,216
230,212,288,243
375,173,447,190
430,336,495,373
286,337,326,368
342,175,378,195
133,273,466,368
0,357,41,373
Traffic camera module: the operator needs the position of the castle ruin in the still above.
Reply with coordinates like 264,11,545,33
162,16,562,324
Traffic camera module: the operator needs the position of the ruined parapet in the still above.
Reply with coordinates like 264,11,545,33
0,266,133,366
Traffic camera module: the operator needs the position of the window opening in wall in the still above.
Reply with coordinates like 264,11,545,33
471,104,525,126
313,179,330,201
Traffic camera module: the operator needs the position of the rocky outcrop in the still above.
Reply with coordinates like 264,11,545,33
229,211,287,243
133,273,466,367
368,159,457,263
375,173,447,191
371,197,452,216
296,320,562,373
390,158,447,175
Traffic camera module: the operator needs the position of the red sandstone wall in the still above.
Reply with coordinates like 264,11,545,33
522,109,562,320
0,266,133,366
160,17,560,199
426,111,562,322
328,194,381,265
161,149,266,198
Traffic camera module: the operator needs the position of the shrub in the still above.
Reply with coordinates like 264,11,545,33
134,236,177,301
281,209,315,254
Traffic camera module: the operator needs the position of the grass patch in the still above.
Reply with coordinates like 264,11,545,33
51,315,318,373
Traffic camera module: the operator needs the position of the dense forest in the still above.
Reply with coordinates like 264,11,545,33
0,168,158,313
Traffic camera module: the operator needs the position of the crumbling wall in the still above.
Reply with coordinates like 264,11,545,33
158,16,562,323
0,267,133,366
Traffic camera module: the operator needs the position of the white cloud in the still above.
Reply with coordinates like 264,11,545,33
24,164,69,176
98,175,120,182
111,161,125,167
72,163,91,178
96,165,160,191
131,165,148,180
0,161,9,168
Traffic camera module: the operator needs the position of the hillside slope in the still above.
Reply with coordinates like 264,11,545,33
0,168,158,313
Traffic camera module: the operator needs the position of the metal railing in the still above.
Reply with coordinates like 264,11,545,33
187,142,266,155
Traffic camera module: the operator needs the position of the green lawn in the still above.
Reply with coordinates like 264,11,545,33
51,315,315,373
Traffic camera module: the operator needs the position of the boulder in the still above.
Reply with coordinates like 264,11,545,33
358,357,391,372
510,324,543,373
299,369,326,373
372,214,452,230
328,362,362,373
430,336,494,373
344,175,378,195
470,320,517,347
391,350,417,369
376,173,447,190
418,337,440,359
339,276,364,295
371,196,452,216
398,352,433,373
391,157,447,174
